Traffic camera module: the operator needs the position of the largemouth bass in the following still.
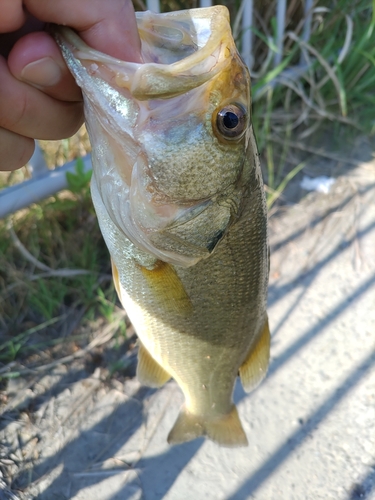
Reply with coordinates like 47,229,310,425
55,5,270,447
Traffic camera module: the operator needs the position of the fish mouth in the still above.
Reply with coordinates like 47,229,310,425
55,6,246,268
55,7,233,100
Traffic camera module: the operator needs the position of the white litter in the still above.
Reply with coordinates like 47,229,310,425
300,175,336,194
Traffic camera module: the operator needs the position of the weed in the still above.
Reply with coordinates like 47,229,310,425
245,0,375,205
0,155,115,369
66,157,92,198
97,287,117,323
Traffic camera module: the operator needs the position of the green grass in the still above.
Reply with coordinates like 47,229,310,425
0,159,122,372
247,0,375,205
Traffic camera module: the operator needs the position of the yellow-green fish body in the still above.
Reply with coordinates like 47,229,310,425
55,6,270,447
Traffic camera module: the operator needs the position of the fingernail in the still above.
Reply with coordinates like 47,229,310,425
21,57,62,88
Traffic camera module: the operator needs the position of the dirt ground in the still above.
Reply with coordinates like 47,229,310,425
1,136,374,500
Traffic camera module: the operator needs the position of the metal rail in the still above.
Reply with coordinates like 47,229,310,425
0,0,314,219
0,154,92,219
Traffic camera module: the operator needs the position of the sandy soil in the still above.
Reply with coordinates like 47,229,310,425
1,137,374,500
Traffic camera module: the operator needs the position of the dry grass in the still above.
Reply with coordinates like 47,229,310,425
0,126,120,378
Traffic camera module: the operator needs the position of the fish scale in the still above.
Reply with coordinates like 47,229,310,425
55,5,270,447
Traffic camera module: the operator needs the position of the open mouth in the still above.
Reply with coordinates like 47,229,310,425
55,6,233,100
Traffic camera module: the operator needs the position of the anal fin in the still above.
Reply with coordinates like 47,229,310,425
137,342,171,388
239,316,270,393
168,405,248,448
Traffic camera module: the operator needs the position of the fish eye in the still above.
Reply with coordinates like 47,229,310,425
215,104,247,140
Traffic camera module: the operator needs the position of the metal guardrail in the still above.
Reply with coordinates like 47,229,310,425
0,154,92,219
0,0,314,219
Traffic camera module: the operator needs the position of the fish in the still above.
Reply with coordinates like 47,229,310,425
54,5,270,447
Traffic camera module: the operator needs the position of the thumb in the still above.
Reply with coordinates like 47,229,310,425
24,0,142,62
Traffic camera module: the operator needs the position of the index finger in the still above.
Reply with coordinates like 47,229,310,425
0,0,25,32
24,0,142,62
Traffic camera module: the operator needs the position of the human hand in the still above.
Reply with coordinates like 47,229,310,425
0,0,141,171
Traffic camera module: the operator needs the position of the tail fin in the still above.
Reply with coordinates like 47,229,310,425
167,405,248,448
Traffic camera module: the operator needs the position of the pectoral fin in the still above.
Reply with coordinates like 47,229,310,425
137,342,171,388
168,405,248,448
239,317,270,393
140,260,193,316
